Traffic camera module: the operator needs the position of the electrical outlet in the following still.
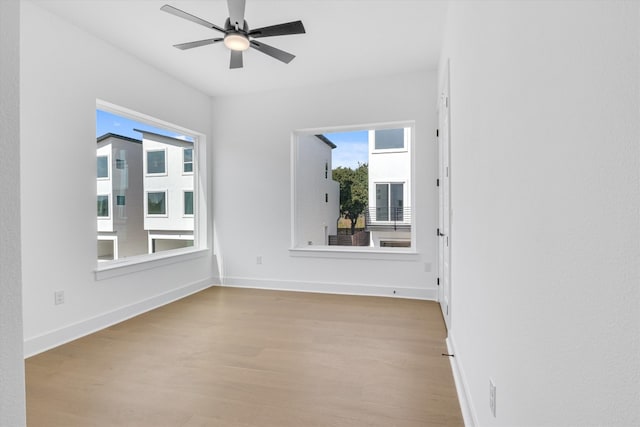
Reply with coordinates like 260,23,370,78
489,379,496,417
54,290,65,305
256,256,262,265
424,262,431,272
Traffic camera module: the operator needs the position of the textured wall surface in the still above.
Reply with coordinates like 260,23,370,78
0,0,26,425
440,1,640,426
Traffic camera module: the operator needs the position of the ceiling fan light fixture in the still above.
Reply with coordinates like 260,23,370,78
224,33,250,51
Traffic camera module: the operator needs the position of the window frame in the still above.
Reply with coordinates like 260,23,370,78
146,190,168,217
95,99,209,278
290,120,416,257
97,194,110,218
183,147,194,175
145,148,167,176
183,190,194,217
97,155,110,179
371,127,410,154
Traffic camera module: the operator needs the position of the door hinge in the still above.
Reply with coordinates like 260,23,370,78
437,228,440,236
436,178,440,187
436,129,439,138
437,277,440,286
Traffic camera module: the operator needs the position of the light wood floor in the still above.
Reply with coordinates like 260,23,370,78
26,287,463,426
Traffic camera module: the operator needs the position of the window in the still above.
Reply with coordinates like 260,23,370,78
147,191,167,216
292,122,414,251
97,156,109,178
183,148,193,173
184,191,194,216
96,101,206,268
375,183,404,221
97,195,109,217
373,128,405,151
146,150,166,175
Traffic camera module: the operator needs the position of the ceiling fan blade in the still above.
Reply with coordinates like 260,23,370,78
249,21,306,38
250,40,295,64
227,0,246,29
160,4,225,34
230,50,244,69
173,38,223,50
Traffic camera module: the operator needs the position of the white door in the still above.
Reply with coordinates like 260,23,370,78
438,65,452,330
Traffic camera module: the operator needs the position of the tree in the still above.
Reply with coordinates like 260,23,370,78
333,163,368,235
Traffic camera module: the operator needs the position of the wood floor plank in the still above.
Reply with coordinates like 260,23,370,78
26,286,463,426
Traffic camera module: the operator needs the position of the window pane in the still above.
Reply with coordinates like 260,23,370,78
97,195,109,217
147,151,165,174
184,191,194,215
97,156,108,178
147,192,166,215
374,128,404,150
376,184,389,221
116,195,125,206
183,148,193,173
390,183,403,221
184,148,192,162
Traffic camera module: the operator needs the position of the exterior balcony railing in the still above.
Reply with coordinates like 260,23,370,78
364,206,412,231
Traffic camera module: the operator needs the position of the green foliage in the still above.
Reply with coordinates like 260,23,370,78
332,163,368,234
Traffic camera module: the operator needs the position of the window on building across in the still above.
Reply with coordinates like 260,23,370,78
147,191,167,215
184,191,194,216
146,150,166,174
183,148,193,173
97,195,109,217
376,183,404,221
97,156,109,178
374,128,405,150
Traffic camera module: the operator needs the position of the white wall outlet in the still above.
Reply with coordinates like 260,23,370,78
489,379,497,417
54,290,65,305
256,256,262,265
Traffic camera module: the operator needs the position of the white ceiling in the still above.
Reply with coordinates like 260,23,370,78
32,0,448,97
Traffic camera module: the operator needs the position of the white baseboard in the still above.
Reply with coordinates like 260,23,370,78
24,278,218,358
222,276,437,300
447,335,479,427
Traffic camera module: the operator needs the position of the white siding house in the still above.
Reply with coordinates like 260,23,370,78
367,128,411,247
294,134,340,246
138,130,194,253
96,134,146,260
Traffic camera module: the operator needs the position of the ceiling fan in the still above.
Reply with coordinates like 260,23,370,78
161,0,306,69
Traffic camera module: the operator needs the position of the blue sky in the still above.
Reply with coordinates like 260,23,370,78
96,109,193,141
324,130,368,169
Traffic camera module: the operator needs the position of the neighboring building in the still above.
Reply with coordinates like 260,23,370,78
294,134,340,246
96,133,146,260
137,130,195,253
366,127,412,247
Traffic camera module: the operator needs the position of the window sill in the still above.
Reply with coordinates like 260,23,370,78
95,247,209,281
289,246,419,261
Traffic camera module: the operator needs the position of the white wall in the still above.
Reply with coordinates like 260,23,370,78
20,2,218,356
295,134,340,247
440,1,640,426
213,70,438,298
0,1,26,424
